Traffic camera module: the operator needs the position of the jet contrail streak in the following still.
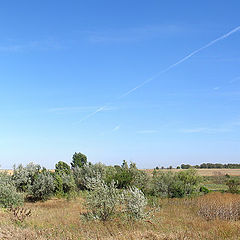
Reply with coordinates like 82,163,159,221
120,25,240,98
76,106,107,124
78,25,240,122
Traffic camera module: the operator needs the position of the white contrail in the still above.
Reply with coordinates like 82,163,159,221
120,25,240,98
76,106,107,124
79,25,240,122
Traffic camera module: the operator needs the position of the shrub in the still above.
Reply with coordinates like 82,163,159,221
55,161,71,175
83,176,120,221
30,171,55,201
152,169,201,198
12,163,41,192
71,152,87,169
54,161,76,196
0,172,24,208
0,184,24,208
73,162,106,190
152,171,174,197
122,186,147,219
199,186,210,194
105,161,149,191
226,177,240,193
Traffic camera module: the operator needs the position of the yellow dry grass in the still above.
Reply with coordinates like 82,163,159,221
143,168,240,176
3,168,240,176
1,193,240,239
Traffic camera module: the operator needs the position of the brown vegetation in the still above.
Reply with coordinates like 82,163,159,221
143,168,240,176
1,193,240,239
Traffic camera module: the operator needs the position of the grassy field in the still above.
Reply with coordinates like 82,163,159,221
1,193,240,239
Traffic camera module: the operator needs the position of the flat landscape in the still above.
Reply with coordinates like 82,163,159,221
144,168,240,176
1,1,240,240
1,192,240,240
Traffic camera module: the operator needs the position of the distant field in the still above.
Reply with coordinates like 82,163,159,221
143,168,240,176
2,168,240,176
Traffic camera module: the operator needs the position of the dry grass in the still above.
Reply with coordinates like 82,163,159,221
1,193,240,239
2,168,240,176
197,193,240,221
143,168,240,176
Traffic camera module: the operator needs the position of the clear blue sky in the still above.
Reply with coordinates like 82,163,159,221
0,0,240,169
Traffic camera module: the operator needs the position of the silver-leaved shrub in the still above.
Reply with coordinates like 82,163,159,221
30,171,55,201
82,176,147,221
0,172,24,208
73,163,106,190
122,186,147,219
83,176,120,221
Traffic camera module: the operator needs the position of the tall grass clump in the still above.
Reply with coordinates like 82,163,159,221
197,193,240,220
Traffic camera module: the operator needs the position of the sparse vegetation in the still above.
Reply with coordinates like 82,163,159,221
1,153,240,239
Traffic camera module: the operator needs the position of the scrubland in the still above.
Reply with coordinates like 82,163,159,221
1,155,240,239
1,192,240,239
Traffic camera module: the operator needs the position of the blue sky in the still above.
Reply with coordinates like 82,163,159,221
0,1,240,169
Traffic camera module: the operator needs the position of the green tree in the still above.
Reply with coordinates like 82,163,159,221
55,161,71,175
71,152,87,169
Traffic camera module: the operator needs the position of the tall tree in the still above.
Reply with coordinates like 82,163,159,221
71,152,87,169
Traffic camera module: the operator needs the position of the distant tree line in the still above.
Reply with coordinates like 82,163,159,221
181,163,240,169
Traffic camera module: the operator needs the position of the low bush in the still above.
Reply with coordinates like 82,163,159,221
0,172,24,208
73,163,106,190
226,177,240,193
30,171,55,201
152,169,201,198
122,186,147,219
12,163,41,192
83,176,120,221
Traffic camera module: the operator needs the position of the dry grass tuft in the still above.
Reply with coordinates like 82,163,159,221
197,192,240,220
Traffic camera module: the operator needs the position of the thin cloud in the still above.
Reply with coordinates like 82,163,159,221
77,25,240,123
112,125,120,132
120,25,240,98
49,106,115,113
83,24,182,43
136,130,159,134
0,39,63,53
229,76,240,83
180,127,231,134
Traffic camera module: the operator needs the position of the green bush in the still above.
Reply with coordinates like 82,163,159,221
55,161,71,175
54,172,76,197
73,162,106,190
30,171,55,201
105,161,149,191
82,176,148,221
0,172,24,208
226,177,240,193
71,152,87,169
12,163,41,192
83,177,120,221
152,169,201,198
